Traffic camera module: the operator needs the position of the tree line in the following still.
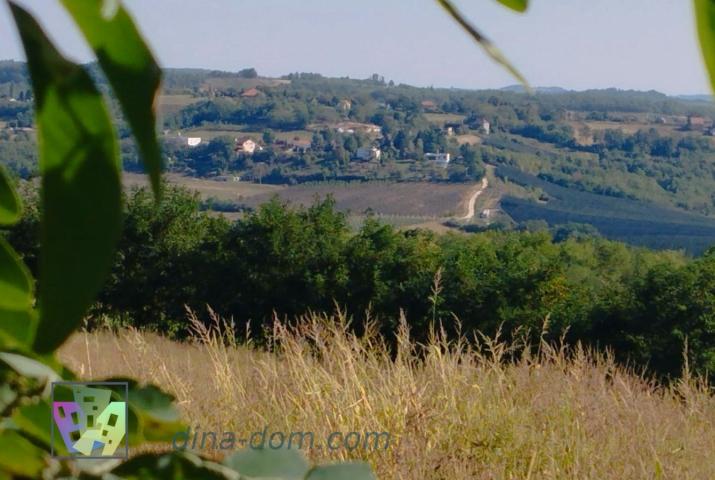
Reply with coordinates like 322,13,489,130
4,185,714,380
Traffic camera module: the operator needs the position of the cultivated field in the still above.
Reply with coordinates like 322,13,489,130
123,172,284,202
241,181,477,217
60,314,715,479
123,174,477,218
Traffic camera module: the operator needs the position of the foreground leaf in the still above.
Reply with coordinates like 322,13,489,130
0,166,21,226
11,400,70,456
0,237,35,348
112,452,238,480
695,0,715,93
61,0,163,196
436,0,531,91
108,378,186,444
223,447,310,479
0,352,60,385
10,2,123,353
496,0,528,12
306,463,376,480
0,430,46,478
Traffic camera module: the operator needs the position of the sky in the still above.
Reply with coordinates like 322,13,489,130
0,0,710,95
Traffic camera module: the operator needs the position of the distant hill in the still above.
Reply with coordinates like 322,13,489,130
500,85,569,94
676,94,713,103
3,61,715,253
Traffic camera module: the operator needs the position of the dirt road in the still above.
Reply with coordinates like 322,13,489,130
459,176,489,220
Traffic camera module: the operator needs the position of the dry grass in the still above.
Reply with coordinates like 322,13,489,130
60,313,715,479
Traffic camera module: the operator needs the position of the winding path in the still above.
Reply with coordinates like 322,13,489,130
459,176,489,220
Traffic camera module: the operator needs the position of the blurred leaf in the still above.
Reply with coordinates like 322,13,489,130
0,309,37,350
0,237,36,348
109,378,186,444
223,447,310,479
496,0,528,12
695,0,715,93
0,166,21,226
436,0,531,92
11,400,71,456
111,452,238,480
305,463,376,480
0,352,60,384
61,0,163,196
0,430,47,478
0,238,33,312
75,458,123,477
0,383,17,413
10,2,123,353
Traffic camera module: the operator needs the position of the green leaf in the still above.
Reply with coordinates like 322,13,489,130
0,352,60,385
0,238,33,312
10,2,123,353
496,0,528,13
61,0,163,196
223,447,310,479
112,452,239,480
0,166,21,226
436,0,531,92
695,0,715,93
305,463,376,480
11,400,71,456
108,378,186,444
0,237,36,348
0,430,47,478
129,384,185,443
0,309,37,350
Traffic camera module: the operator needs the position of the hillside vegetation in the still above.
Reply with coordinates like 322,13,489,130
3,62,715,251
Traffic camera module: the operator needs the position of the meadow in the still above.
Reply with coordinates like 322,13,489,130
60,312,715,479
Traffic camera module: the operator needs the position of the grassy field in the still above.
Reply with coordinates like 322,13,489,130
424,113,466,124
60,314,715,479
241,181,476,217
124,172,284,202
157,94,202,116
568,120,686,145
455,133,482,146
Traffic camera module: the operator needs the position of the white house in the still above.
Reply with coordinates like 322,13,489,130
481,119,491,135
425,153,451,167
356,147,381,162
186,137,202,147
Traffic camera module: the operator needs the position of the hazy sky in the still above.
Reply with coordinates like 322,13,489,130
0,0,710,95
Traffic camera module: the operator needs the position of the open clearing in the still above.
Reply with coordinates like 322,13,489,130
568,120,686,145
157,94,202,116
60,319,715,479
424,113,466,124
